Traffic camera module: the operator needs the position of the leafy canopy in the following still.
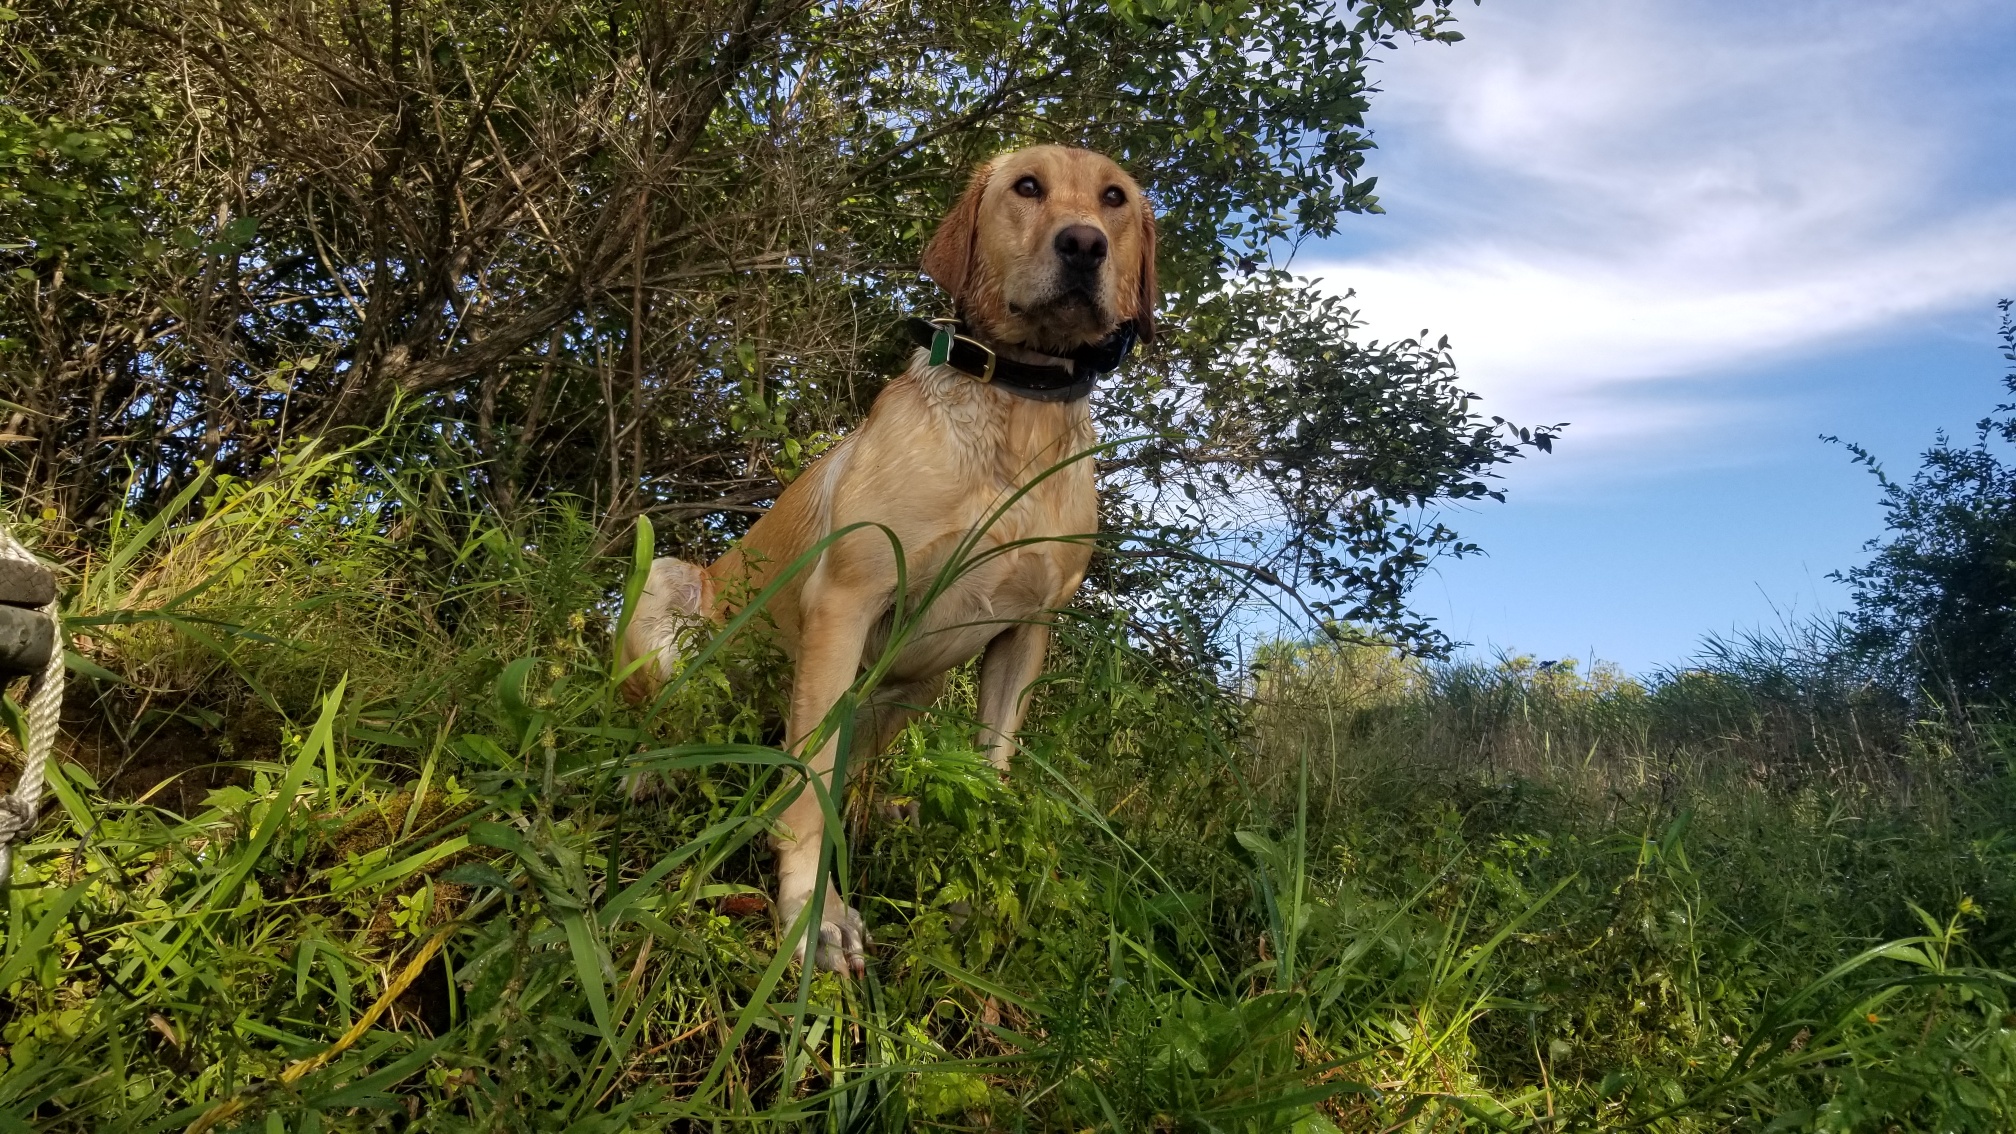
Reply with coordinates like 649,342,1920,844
1,0,1550,650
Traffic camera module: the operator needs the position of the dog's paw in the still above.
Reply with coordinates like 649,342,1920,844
776,884,870,977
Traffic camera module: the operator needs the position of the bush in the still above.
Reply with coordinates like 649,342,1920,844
1835,300,2016,710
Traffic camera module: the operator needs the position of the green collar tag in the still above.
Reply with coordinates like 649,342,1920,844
929,323,952,367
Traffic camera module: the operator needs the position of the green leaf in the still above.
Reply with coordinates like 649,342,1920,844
440,862,513,891
561,911,615,1046
302,1037,451,1109
496,656,540,735
468,821,529,854
0,881,91,991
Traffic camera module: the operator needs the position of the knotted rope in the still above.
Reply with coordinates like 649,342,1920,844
0,524,62,884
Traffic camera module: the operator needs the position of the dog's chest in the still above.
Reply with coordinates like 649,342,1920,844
932,378,1097,567
855,370,1098,673
871,497,1089,678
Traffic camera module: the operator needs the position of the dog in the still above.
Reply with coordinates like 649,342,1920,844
619,145,1157,974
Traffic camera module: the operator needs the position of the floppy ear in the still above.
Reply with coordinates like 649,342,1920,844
1133,204,1159,344
920,163,992,303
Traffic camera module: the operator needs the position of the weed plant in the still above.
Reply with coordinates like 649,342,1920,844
1,447,2013,1130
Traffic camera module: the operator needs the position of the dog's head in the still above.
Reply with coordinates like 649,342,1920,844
921,145,1158,354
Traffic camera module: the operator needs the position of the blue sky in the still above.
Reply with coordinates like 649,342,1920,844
1302,0,2016,674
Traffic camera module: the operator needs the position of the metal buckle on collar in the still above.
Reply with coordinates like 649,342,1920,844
929,318,996,382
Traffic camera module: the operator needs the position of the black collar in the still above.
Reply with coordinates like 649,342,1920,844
904,317,1138,403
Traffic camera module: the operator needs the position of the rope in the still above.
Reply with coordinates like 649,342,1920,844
0,524,62,885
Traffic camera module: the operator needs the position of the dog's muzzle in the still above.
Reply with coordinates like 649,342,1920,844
1054,224,1109,277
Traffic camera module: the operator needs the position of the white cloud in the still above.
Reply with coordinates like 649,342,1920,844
1303,0,2016,450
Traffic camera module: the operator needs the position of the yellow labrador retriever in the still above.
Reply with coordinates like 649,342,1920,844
620,145,1157,973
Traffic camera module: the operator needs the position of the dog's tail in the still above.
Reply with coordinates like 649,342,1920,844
618,557,715,703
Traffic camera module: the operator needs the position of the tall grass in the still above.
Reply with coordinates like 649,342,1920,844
1250,626,1924,803
1,449,2013,1130
1251,639,2016,1127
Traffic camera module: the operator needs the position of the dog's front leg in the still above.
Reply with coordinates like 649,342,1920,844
773,586,884,976
976,619,1054,773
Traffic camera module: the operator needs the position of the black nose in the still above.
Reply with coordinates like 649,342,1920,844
1054,225,1109,274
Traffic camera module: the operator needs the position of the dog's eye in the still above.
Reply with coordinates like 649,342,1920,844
1012,175,1042,199
1101,186,1127,207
